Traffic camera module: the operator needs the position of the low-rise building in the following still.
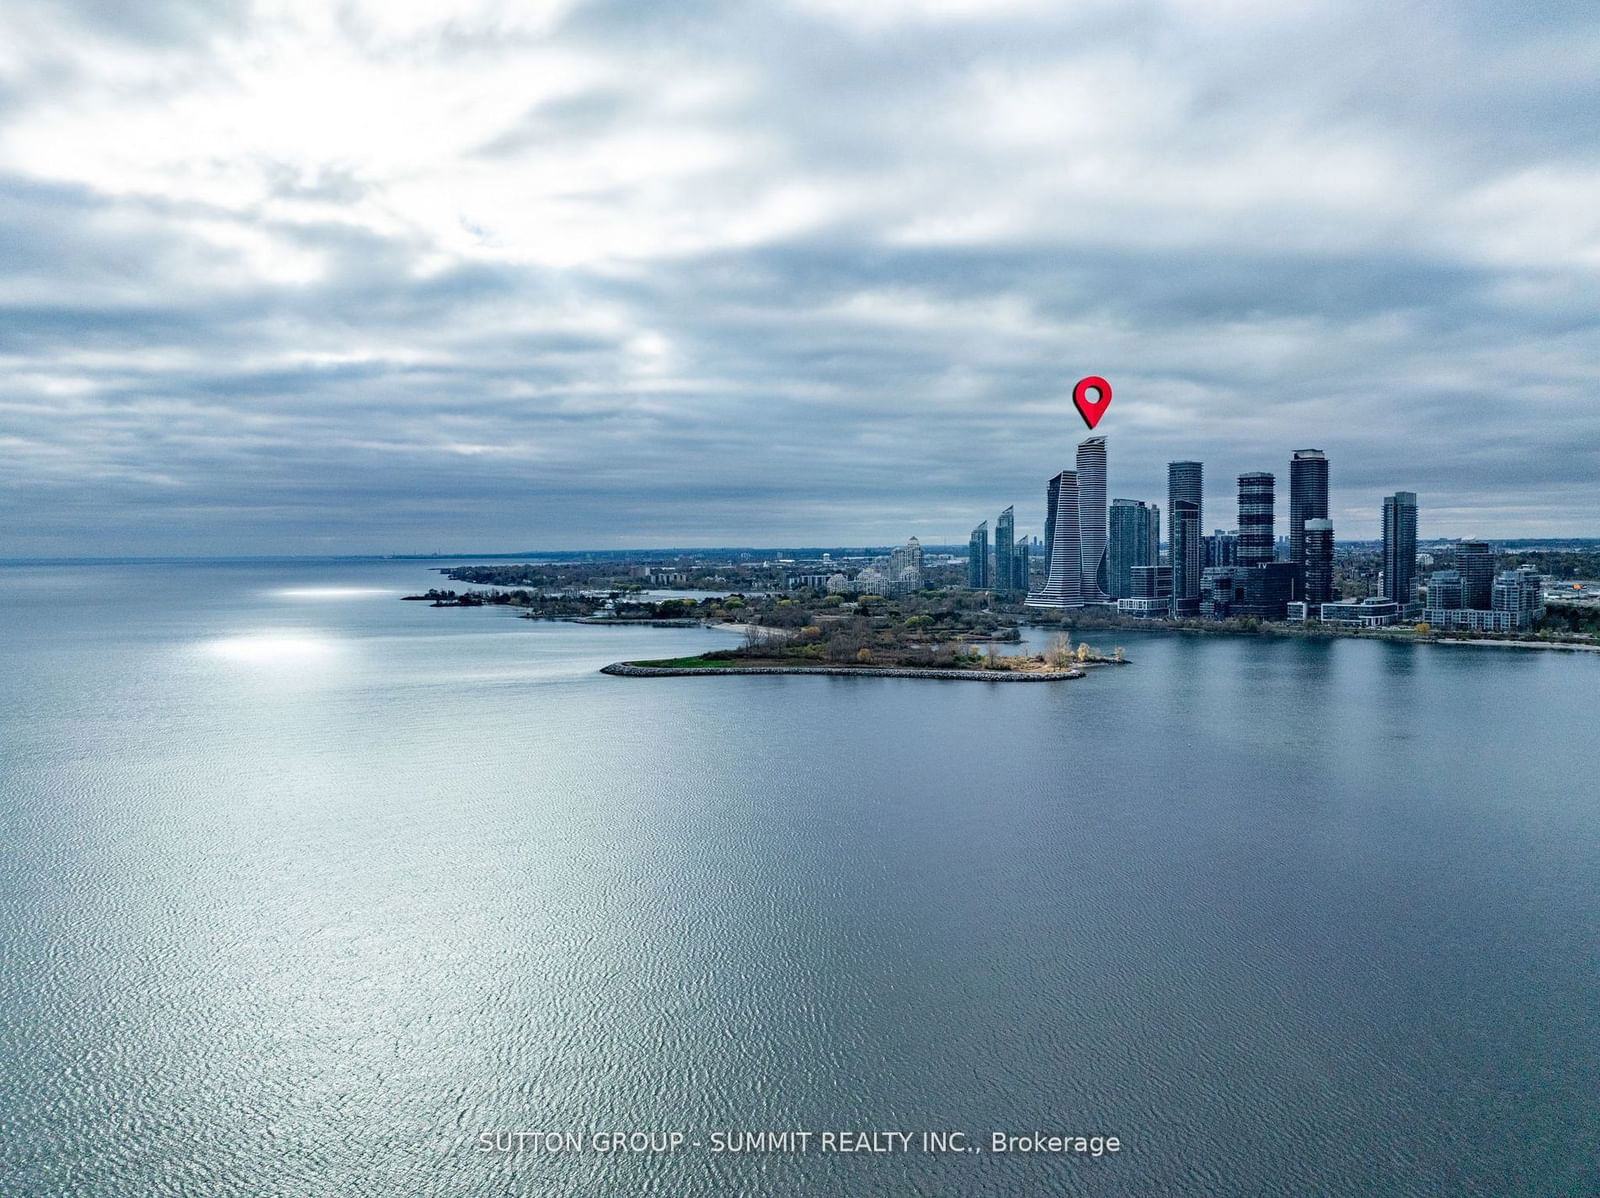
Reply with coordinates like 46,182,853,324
1116,597,1171,619
1422,607,1519,633
1320,597,1402,627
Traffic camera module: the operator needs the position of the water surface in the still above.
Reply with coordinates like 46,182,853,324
1,561,1596,1196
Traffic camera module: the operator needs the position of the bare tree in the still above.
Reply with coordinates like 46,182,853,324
1044,632,1073,668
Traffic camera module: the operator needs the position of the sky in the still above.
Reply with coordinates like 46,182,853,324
2,0,1597,556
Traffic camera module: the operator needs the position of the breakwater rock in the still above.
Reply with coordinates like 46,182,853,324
601,663,1084,681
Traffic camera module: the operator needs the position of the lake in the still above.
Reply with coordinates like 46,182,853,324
1,560,1596,1196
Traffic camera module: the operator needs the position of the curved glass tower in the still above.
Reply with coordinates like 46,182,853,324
1026,470,1084,608
1076,437,1110,602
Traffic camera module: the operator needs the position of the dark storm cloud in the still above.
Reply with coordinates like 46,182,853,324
0,0,1596,555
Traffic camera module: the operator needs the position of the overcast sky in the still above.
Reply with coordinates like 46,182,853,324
2,0,1597,555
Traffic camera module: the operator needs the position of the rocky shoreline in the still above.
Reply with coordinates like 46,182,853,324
600,662,1085,681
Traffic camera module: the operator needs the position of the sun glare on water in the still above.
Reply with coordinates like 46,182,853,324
272,587,393,600
204,632,343,665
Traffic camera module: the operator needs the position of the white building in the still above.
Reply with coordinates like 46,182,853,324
1320,597,1402,627
1115,597,1170,619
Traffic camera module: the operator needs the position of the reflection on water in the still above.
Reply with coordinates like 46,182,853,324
271,586,395,600
0,559,1597,1198
203,630,343,664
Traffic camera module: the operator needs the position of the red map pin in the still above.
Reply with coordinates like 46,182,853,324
1073,376,1112,430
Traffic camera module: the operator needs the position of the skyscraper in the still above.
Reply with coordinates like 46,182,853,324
1107,499,1157,599
1457,540,1494,609
1167,462,1203,614
1076,437,1109,601
1169,497,1201,617
1043,474,1059,579
1303,518,1334,605
994,506,1015,595
1026,471,1084,608
1382,491,1419,610
968,521,989,589
1011,535,1030,592
1289,449,1330,574
1237,472,1275,568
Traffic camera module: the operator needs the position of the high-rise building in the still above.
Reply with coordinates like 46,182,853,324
1011,535,1030,592
1107,499,1158,599
1427,569,1463,610
968,522,989,590
1169,498,1202,617
1237,472,1275,568
1043,475,1059,581
1457,540,1494,609
1381,491,1419,610
1026,471,1084,608
886,537,924,593
994,507,1015,595
1147,505,1161,573
1204,529,1239,567
1288,450,1330,570
1303,518,1334,605
1167,462,1203,614
1076,437,1109,601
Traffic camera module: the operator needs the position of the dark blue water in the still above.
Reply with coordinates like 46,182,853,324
1,561,1596,1196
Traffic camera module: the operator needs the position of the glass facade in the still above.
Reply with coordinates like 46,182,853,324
994,507,1015,595
1167,463,1203,614
1169,497,1202,617
1026,471,1084,608
1077,437,1109,601
1382,491,1419,608
1237,472,1275,568
1289,449,1329,569
1303,518,1334,606
1457,540,1494,609
967,521,989,590
1107,498,1157,599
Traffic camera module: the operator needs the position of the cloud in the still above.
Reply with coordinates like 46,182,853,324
0,0,1596,554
